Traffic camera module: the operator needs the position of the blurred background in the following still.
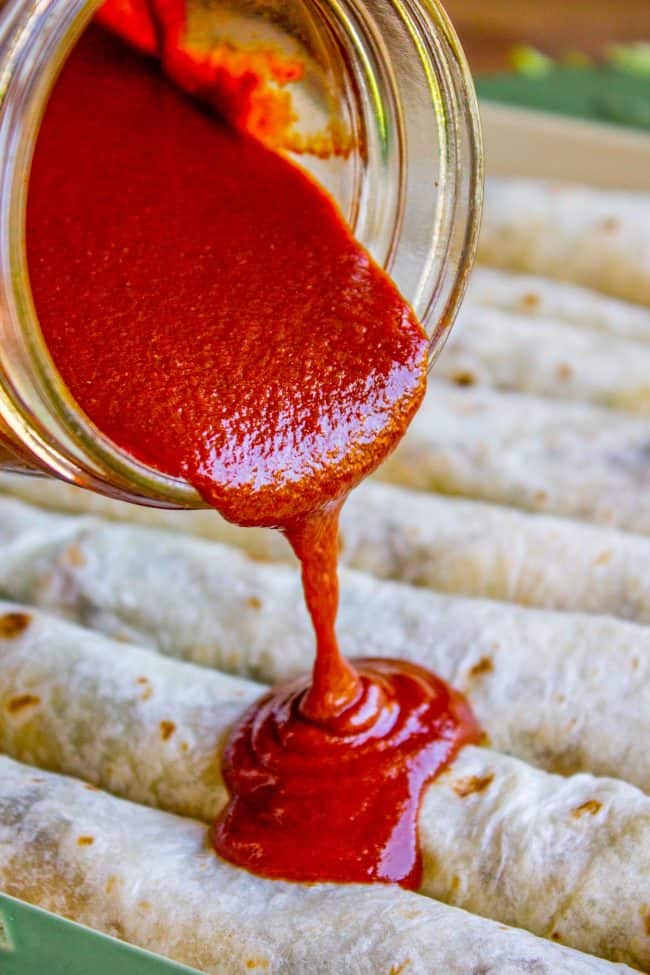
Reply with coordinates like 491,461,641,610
446,0,650,73
441,0,650,140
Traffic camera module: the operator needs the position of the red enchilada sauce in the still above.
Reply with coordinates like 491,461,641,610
27,22,480,888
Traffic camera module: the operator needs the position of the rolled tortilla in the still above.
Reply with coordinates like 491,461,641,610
467,267,650,342
5,478,650,623
422,746,650,969
0,758,634,975
0,602,261,818
382,380,650,533
478,179,650,305
0,504,649,789
1,606,649,968
437,304,650,412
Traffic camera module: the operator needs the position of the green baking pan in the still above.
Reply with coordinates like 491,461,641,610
477,65,650,132
0,893,203,974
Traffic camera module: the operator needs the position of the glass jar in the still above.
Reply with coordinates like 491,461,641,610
0,0,482,507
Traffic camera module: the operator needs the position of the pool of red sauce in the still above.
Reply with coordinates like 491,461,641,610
27,17,481,888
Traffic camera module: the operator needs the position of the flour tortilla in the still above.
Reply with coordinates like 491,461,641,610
381,380,650,533
1,606,649,967
467,267,650,342
438,303,650,412
423,747,650,968
6,471,650,626
1,502,649,788
0,602,261,818
0,757,635,975
478,179,650,305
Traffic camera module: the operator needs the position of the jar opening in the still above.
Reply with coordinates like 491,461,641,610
0,0,482,506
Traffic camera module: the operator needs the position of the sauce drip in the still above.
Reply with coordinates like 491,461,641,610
27,23,480,888
213,658,479,885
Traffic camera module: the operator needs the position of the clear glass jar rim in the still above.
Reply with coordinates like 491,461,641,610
0,0,482,507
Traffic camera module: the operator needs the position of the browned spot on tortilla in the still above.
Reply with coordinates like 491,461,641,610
632,658,640,670
77,835,94,846
0,612,31,639
6,693,41,714
64,543,86,568
136,677,153,701
550,931,562,942
245,961,269,970
246,596,262,610
201,828,215,853
572,799,602,818
453,773,494,799
105,876,118,894
180,742,189,752
84,783,100,792
600,216,619,233
450,875,460,893
469,656,493,678
110,920,126,940
245,551,269,563
160,720,176,741
138,900,152,911
594,549,613,566
389,963,410,975
533,489,549,505
556,363,573,382
518,292,540,312
556,693,566,704
451,370,476,387
642,907,650,936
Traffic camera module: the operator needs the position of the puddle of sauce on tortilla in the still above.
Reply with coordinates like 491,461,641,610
27,16,480,888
